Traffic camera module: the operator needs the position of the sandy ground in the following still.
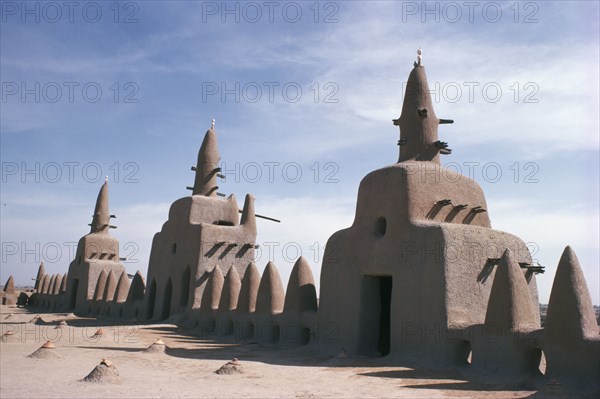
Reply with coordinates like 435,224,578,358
0,305,593,399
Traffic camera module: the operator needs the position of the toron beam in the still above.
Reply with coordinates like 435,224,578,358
238,209,281,223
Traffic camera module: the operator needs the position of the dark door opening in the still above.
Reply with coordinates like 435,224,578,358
359,275,392,356
69,279,79,310
147,279,157,320
161,278,173,320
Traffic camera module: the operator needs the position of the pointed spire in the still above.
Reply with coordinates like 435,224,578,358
284,257,318,312
219,267,242,311
256,262,285,315
485,249,539,331
192,122,221,197
114,272,130,303
34,261,45,292
545,246,597,341
103,271,118,302
240,194,256,228
3,275,15,295
126,271,145,303
52,274,63,295
93,270,108,301
237,262,260,313
201,265,224,310
90,180,110,234
393,51,453,163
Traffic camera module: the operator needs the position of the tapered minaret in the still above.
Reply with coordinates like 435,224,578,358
191,119,221,196
65,178,125,314
90,177,112,233
393,48,453,163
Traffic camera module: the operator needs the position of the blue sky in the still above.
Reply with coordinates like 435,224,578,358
1,1,598,305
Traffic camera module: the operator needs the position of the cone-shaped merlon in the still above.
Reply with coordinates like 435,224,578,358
256,262,285,315
395,65,442,163
34,262,45,291
192,128,221,197
143,339,166,353
126,271,145,303
103,271,118,302
545,246,598,341
90,181,110,234
3,275,15,295
114,272,130,303
93,270,108,301
238,262,260,313
48,275,57,296
240,194,256,228
59,274,67,293
201,266,224,310
52,274,63,295
284,257,318,313
219,267,242,311
39,275,49,294
485,249,539,331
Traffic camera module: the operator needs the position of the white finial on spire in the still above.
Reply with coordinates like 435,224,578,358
105,175,108,183
417,47,422,66
211,118,215,130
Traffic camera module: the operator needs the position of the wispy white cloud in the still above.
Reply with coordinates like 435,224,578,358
488,196,600,304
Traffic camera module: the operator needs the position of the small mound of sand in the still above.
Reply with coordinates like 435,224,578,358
4,313,14,319
82,360,122,384
28,348,60,359
215,359,243,375
1,332,17,343
143,339,166,353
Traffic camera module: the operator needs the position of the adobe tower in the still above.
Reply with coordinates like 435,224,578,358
143,122,257,321
64,178,127,314
317,49,541,364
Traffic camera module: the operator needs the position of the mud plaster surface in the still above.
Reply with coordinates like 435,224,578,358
1,305,595,399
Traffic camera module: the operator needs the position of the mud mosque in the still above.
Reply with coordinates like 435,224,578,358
7,51,598,388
